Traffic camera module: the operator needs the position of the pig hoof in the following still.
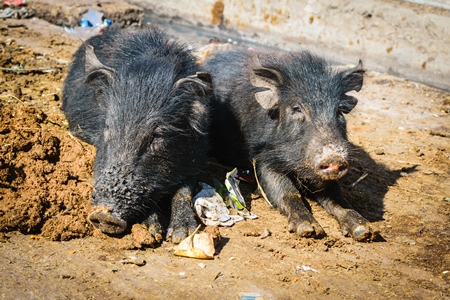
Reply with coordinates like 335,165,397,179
170,223,198,244
89,208,128,235
171,230,188,244
351,224,380,242
168,217,199,244
143,213,163,244
147,224,163,244
289,220,325,239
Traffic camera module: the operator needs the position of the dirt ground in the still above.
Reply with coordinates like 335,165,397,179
1,10,449,300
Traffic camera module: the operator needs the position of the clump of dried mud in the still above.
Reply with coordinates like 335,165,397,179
0,40,95,241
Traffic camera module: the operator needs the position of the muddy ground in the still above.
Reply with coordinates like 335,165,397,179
0,11,449,300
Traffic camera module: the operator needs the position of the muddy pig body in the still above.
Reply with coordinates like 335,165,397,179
204,49,379,242
62,25,212,243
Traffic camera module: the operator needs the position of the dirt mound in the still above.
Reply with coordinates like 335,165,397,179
0,40,95,240
0,103,94,240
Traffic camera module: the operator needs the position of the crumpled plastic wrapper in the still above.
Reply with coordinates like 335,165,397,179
193,183,244,226
224,169,258,220
225,168,247,210
64,9,112,41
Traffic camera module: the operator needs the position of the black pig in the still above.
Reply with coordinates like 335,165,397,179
204,49,379,242
62,25,212,244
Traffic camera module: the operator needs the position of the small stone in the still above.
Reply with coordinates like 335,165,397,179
260,228,271,239
374,148,385,155
119,255,146,266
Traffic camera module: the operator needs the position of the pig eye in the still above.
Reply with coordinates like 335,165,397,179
292,104,303,114
291,104,305,121
138,130,164,156
138,136,153,156
149,131,165,151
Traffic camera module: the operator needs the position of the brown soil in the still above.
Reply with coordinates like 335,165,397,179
1,14,449,300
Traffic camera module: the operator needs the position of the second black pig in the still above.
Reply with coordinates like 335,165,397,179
62,25,212,244
204,49,379,242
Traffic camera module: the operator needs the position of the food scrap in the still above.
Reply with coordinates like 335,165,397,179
173,225,215,259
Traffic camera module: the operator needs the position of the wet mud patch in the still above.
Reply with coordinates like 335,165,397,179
0,36,95,240
0,103,95,240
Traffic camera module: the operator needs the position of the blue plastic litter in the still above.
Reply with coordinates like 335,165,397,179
80,18,92,27
81,9,103,27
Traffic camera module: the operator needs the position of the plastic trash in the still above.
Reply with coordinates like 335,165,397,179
65,9,112,41
239,293,264,300
224,168,258,220
80,18,92,28
234,169,255,183
3,0,27,6
225,168,246,210
82,9,103,27
0,6,32,19
193,183,244,226
296,265,319,273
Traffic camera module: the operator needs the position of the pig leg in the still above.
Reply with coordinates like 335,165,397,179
88,206,128,235
257,163,325,238
313,181,380,242
142,211,164,244
168,182,199,244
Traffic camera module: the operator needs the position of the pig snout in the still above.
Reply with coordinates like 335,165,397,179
88,207,128,235
316,156,348,180
89,167,146,235
314,145,349,181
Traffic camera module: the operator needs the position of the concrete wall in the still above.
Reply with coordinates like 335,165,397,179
405,0,450,10
130,0,450,91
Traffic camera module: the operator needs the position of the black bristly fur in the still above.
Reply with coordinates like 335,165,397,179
62,25,211,241
204,49,379,242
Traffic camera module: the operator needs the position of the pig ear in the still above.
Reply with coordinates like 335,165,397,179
174,72,213,96
339,95,358,114
340,60,364,93
338,61,364,114
84,45,117,84
249,55,283,110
